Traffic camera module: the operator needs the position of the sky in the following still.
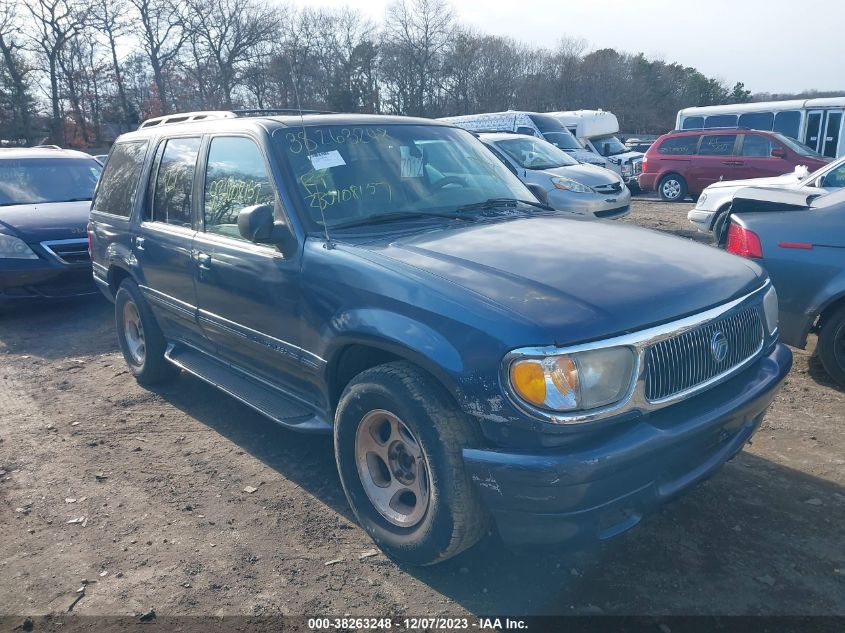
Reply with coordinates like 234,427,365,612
289,0,843,95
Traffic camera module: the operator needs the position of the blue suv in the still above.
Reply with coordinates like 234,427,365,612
89,110,792,565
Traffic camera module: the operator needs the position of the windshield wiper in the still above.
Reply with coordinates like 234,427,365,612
330,210,470,230
456,198,554,213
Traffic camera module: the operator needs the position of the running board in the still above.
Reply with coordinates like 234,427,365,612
165,344,331,433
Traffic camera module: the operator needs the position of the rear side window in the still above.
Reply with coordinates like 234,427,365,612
698,135,737,156
150,137,201,227
740,134,775,157
92,141,147,217
657,135,699,155
203,137,276,240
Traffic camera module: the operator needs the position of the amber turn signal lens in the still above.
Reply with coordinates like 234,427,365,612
510,360,546,406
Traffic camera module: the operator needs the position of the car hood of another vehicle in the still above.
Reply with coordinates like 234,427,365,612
539,163,622,187
0,200,91,242
705,172,804,192
353,214,766,344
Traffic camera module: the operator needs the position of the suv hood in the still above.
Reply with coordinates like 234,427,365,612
357,215,765,344
0,201,91,242
606,150,644,165
562,148,607,167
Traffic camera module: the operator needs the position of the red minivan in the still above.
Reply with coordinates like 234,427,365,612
638,129,829,201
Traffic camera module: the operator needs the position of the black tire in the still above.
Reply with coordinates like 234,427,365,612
334,361,489,565
658,174,688,202
114,279,179,386
819,305,845,389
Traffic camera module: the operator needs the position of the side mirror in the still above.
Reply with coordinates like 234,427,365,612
237,204,296,254
771,147,787,159
525,182,549,204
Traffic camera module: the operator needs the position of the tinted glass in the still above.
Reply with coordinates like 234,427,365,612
774,133,823,158
151,137,201,227
704,115,738,129
0,157,101,207
740,134,775,157
822,112,841,158
495,137,579,169
276,124,530,229
682,116,704,130
698,135,737,156
592,135,627,156
774,111,801,140
821,162,845,188
738,112,774,131
92,141,146,217
657,135,699,155
203,137,276,239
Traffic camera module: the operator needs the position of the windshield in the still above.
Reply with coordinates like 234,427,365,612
592,135,628,157
494,137,579,170
540,132,582,151
0,158,102,206
774,133,824,159
276,124,533,229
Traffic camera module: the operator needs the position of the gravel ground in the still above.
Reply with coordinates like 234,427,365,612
1,198,843,619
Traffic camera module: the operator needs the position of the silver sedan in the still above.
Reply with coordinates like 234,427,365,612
479,133,631,219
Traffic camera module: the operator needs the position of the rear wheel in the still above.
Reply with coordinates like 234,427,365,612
115,279,179,386
658,174,688,202
818,305,845,389
334,361,489,565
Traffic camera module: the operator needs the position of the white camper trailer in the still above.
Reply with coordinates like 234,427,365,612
549,110,644,186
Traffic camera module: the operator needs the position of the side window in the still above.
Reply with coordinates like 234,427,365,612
681,116,704,130
738,112,774,131
740,134,774,157
773,111,801,139
516,126,536,137
657,135,699,155
203,137,276,239
698,134,737,156
91,141,147,217
821,163,845,188
704,115,738,129
150,137,201,227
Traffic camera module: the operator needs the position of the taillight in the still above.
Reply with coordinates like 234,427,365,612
726,223,763,258
641,155,648,172
87,222,93,257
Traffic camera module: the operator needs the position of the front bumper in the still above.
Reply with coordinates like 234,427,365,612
546,187,631,220
463,343,791,545
0,260,96,303
638,173,658,192
688,208,717,233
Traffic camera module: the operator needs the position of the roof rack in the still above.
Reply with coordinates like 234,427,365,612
671,126,753,133
138,108,335,130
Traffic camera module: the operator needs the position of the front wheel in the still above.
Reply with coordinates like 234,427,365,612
658,174,688,202
818,305,845,389
334,361,489,565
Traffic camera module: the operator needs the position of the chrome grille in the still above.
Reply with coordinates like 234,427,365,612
632,160,643,175
41,239,90,264
594,182,623,194
644,304,764,402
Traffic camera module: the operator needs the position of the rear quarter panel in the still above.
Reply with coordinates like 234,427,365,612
732,208,845,347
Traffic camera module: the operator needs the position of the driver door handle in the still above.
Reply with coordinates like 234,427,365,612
135,236,145,251
197,253,212,270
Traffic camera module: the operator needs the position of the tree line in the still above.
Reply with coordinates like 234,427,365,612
2,0,757,148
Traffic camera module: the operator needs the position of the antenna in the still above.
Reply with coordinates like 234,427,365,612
289,62,334,249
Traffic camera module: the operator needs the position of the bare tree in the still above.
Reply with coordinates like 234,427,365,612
0,0,35,142
186,0,278,109
24,0,87,144
129,0,190,114
92,0,136,128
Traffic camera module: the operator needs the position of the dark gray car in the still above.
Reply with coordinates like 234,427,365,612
724,187,845,387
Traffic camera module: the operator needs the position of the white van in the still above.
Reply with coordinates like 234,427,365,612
549,110,644,186
437,111,608,168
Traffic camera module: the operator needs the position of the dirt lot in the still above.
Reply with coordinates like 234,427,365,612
1,198,843,619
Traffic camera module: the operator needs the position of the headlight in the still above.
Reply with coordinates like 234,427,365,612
0,234,38,259
763,286,778,336
621,164,632,176
696,193,708,207
551,177,595,193
508,346,636,414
